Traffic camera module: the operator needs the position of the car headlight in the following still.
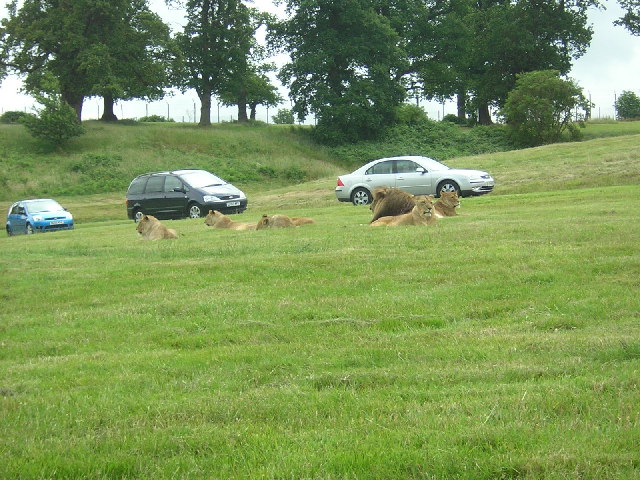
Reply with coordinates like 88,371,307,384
33,215,43,222
203,195,220,203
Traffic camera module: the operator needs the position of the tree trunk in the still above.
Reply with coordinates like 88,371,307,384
101,94,118,122
478,102,492,125
237,91,248,123
249,102,257,121
62,91,84,122
457,90,467,122
198,89,212,126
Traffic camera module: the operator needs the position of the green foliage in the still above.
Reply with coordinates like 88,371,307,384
615,0,640,35
501,70,587,147
394,103,429,125
0,110,30,124
331,120,514,167
271,108,295,124
21,95,85,147
139,115,175,123
614,90,640,120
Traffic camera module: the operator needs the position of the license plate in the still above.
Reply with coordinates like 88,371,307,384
226,201,240,207
50,220,64,225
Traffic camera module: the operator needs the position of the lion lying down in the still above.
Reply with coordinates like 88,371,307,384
204,210,256,230
370,195,436,226
433,191,460,218
256,214,315,229
136,215,178,240
370,187,460,223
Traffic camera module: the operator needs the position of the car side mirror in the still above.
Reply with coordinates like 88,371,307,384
416,167,426,174
173,187,186,193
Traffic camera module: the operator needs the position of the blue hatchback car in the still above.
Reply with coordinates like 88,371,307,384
6,199,74,236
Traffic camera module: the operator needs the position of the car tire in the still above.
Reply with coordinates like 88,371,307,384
6,226,12,237
188,203,203,219
26,223,34,235
133,209,144,223
351,188,372,206
436,180,461,197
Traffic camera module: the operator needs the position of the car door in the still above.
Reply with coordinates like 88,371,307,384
162,175,189,217
142,175,166,216
9,203,27,233
394,159,434,195
363,160,398,191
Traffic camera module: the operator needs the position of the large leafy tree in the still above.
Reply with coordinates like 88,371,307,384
174,0,260,126
450,0,596,125
1,0,172,121
273,0,408,144
89,1,173,121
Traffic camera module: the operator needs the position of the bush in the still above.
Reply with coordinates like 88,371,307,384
395,103,429,125
0,110,30,124
442,113,462,124
21,94,85,147
501,70,587,147
615,91,640,120
139,115,174,122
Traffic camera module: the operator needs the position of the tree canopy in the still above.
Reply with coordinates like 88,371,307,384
1,0,172,120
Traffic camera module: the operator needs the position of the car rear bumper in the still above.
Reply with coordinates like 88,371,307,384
335,188,351,202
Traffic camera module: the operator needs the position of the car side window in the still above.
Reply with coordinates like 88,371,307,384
144,176,165,193
128,177,148,195
164,175,183,193
366,161,394,175
396,160,420,173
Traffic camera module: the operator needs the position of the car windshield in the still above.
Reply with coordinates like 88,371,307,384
25,199,63,213
417,157,450,171
180,171,226,188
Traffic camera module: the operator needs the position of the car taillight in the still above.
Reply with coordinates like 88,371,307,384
337,177,344,187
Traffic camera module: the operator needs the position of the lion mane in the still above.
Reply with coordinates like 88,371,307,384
204,210,255,230
136,215,178,240
256,214,315,229
370,187,416,223
434,191,460,218
370,195,436,226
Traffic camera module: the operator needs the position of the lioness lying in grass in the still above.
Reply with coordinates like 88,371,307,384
256,214,315,229
136,215,178,240
204,210,256,230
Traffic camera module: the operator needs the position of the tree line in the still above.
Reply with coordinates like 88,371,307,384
1,0,638,145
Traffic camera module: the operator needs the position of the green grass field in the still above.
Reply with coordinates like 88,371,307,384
1,122,639,478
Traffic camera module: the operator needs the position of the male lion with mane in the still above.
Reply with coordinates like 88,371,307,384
136,215,178,240
204,210,255,230
434,191,461,218
370,195,436,226
370,187,415,223
256,214,315,229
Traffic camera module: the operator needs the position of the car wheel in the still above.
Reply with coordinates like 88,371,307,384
6,225,12,237
188,203,203,218
133,209,144,223
436,180,461,197
351,188,372,206
26,223,34,235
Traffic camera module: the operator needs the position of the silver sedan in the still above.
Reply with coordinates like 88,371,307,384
335,155,495,205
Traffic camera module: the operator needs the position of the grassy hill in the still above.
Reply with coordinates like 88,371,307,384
1,120,639,478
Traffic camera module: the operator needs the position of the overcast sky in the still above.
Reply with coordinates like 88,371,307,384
1,0,638,122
